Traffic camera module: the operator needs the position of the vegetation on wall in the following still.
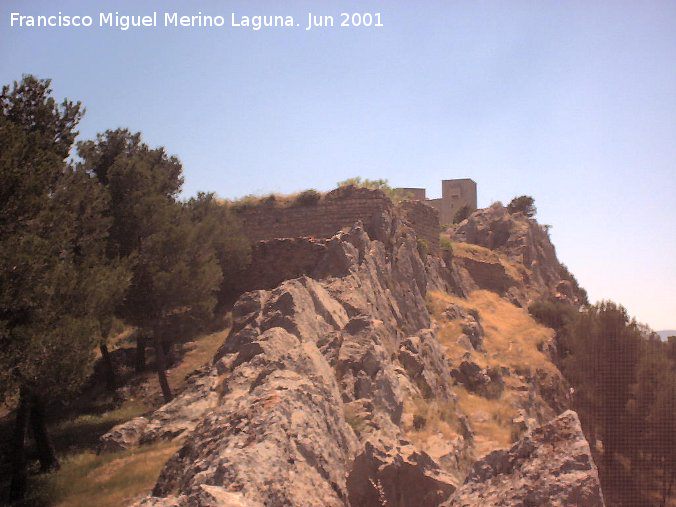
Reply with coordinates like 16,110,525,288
452,205,472,224
336,176,411,202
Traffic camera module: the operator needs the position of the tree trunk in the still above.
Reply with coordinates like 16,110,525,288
29,394,60,472
135,334,146,373
162,339,175,367
100,343,117,390
9,387,30,502
153,333,173,403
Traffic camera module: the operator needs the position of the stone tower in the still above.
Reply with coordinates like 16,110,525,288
439,179,477,225
398,179,477,226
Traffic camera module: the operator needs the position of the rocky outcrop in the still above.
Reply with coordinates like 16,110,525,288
131,211,466,506
347,441,456,507
99,367,220,452
449,203,587,306
119,201,598,506
445,410,604,507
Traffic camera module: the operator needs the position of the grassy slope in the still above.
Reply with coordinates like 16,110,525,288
1,327,227,506
426,290,558,457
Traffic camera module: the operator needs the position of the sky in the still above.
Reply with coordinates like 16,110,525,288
1,0,675,330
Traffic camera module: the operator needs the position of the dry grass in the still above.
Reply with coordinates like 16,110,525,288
428,290,556,375
27,442,180,507
168,329,228,388
9,327,229,506
427,290,559,457
228,189,324,210
403,397,460,453
454,387,517,456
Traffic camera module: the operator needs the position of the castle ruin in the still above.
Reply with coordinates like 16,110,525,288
397,178,477,226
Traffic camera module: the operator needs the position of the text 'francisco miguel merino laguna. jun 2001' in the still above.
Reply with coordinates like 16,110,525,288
9,11,385,31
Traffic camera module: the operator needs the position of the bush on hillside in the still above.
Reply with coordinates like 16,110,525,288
336,176,411,202
453,205,472,224
507,195,536,218
528,299,578,331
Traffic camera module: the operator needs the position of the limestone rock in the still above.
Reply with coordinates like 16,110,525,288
149,327,359,507
450,203,587,306
98,366,220,452
347,440,458,507
445,410,605,507
98,416,149,453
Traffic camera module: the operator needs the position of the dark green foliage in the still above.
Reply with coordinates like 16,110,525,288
293,189,322,206
1,76,129,499
528,299,578,331
507,195,536,218
560,300,675,503
439,236,453,255
0,76,127,401
452,205,472,224
185,192,251,304
78,130,225,401
77,128,183,259
562,302,641,462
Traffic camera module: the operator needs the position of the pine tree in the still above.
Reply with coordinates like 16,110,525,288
185,192,251,304
79,131,224,402
562,301,640,467
0,76,128,500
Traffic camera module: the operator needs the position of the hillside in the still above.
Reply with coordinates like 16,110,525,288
84,195,606,506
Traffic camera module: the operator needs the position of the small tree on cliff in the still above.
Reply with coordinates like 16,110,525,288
453,205,472,224
0,76,128,500
507,195,537,218
79,130,223,402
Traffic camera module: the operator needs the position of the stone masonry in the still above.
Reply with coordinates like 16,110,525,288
399,179,478,226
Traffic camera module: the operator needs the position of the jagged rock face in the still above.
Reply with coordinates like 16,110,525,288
132,214,463,506
445,410,605,507
450,203,586,306
347,441,457,507
154,327,359,506
99,367,220,452
121,207,599,506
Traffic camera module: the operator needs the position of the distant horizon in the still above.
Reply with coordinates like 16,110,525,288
2,0,674,329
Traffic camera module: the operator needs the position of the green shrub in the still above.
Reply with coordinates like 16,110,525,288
336,176,410,202
439,236,453,255
453,205,472,224
528,299,578,331
507,195,536,218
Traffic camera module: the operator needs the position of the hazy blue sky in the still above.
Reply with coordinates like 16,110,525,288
2,0,675,329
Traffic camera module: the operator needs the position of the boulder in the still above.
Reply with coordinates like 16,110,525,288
98,416,149,453
445,410,605,506
347,440,458,507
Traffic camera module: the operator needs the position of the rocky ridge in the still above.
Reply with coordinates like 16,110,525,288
99,200,602,506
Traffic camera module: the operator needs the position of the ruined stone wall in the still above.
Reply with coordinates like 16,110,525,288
234,186,440,254
399,200,440,253
235,187,392,243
